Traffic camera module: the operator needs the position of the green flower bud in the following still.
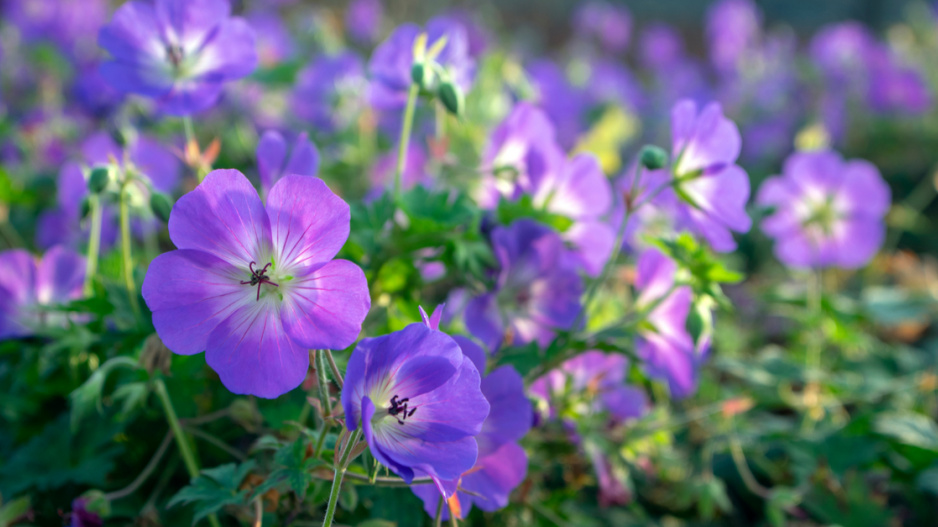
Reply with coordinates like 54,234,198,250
410,62,435,90
639,145,669,171
87,166,111,194
150,192,174,223
438,80,464,117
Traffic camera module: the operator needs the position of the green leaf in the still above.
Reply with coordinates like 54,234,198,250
168,461,256,525
916,464,938,495
874,412,938,452
69,356,140,430
766,487,801,527
496,194,574,233
0,496,30,527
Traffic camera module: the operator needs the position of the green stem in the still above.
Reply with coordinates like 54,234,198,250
393,83,420,203
315,350,332,418
434,496,444,527
154,379,222,527
119,183,141,318
324,349,344,388
83,194,103,296
321,429,362,527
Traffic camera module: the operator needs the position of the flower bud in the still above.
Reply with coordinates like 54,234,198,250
150,192,173,223
410,62,435,90
87,166,111,194
437,80,464,117
639,145,669,170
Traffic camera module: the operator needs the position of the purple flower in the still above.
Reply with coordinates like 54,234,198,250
530,351,648,423
573,1,632,54
810,22,878,86
98,0,258,115
292,52,367,133
411,327,532,519
705,0,762,73
142,170,370,398
465,220,583,352
340,319,489,496
246,10,294,67
69,498,103,527
612,163,680,251
585,59,645,113
670,99,752,252
256,130,319,198
480,104,614,274
639,23,685,71
634,249,703,399
526,59,588,149
757,150,890,269
867,58,931,114
478,102,564,209
368,19,475,111
0,246,85,339
345,0,383,43
4,0,107,57
536,154,616,276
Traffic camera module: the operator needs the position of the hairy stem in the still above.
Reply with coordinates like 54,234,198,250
119,183,141,318
394,83,420,202
321,429,362,527
83,194,103,296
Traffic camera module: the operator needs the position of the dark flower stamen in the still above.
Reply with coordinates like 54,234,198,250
166,44,184,69
240,261,279,301
388,394,418,425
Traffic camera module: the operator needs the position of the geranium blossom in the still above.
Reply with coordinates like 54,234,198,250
142,170,370,398
98,0,257,115
0,246,85,339
340,317,489,497
757,150,890,269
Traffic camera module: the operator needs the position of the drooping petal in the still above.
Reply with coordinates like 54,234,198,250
205,300,310,398
283,132,320,178
142,249,250,355
465,293,504,352
266,175,350,271
477,366,532,455
256,130,287,191
280,259,370,350
169,169,272,268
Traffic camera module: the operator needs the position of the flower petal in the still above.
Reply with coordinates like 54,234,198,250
477,366,532,455
142,249,249,355
280,259,370,350
256,130,287,191
169,169,272,268
205,301,309,398
266,175,350,271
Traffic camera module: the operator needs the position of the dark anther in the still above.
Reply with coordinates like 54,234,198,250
388,394,417,425
239,261,279,301
165,44,184,68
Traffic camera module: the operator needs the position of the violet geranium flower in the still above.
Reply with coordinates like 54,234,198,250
340,318,489,496
530,350,648,423
256,130,319,198
465,219,583,352
0,246,85,340
292,52,367,133
634,248,705,399
98,0,258,115
142,170,370,398
411,334,532,519
669,99,752,252
756,150,890,269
